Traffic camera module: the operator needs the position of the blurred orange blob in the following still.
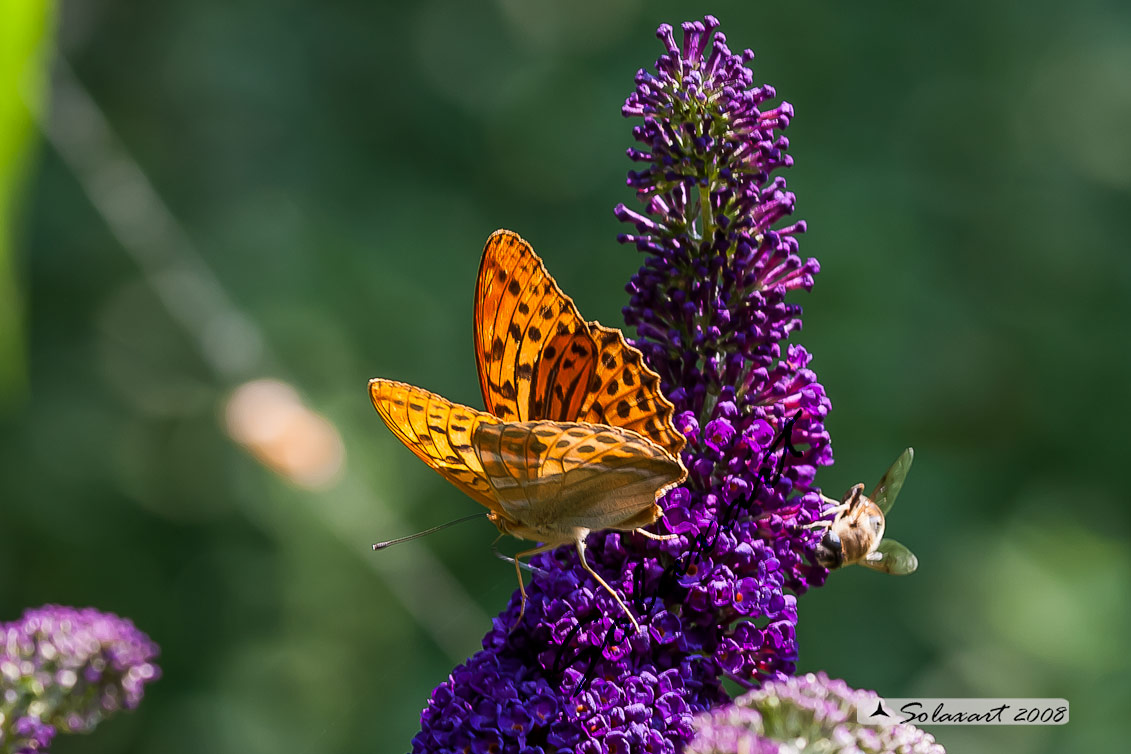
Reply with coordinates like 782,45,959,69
224,379,345,490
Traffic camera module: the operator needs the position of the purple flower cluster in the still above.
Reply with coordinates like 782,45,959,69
0,605,160,753
616,15,831,599
412,17,831,753
0,717,54,754
687,673,946,754
686,705,783,754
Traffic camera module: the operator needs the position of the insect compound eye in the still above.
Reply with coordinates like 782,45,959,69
815,530,844,569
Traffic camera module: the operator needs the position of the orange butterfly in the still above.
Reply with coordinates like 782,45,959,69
370,230,686,631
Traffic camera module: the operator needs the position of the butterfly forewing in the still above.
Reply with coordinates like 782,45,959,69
369,378,503,511
474,229,594,423
870,447,914,515
474,230,685,459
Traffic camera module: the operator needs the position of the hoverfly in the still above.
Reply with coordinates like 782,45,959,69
809,448,918,574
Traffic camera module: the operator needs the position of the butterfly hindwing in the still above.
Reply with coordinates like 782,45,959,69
472,420,685,533
368,378,502,512
577,324,684,457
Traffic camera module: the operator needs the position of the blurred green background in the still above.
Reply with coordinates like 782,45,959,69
2,0,1128,752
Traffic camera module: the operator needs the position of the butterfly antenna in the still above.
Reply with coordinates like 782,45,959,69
372,512,486,551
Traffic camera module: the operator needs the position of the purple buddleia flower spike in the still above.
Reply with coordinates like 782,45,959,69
1,605,160,753
616,13,832,598
412,17,833,753
688,673,947,754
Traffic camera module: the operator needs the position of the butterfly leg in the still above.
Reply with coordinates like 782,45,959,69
633,527,679,541
574,538,642,634
492,535,549,576
510,542,556,631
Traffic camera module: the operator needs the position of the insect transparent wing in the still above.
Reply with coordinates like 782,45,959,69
870,447,914,515
859,538,919,575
